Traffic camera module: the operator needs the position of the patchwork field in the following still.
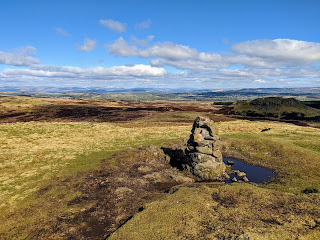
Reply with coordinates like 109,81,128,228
0,95,319,239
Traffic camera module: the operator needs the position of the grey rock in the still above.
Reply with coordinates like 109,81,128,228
184,116,227,181
243,176,249,182
237,171,246,177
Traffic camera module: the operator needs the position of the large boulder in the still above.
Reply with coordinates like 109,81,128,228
182,116,227,181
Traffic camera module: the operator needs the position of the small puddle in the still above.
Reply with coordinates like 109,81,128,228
223,158,275,184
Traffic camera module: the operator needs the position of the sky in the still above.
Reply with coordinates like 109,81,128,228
0,0,320,90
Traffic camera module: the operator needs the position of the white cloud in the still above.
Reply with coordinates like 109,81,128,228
76,38,96,52
132,35,154,47
140,42,198,60
150,58,226,71
254,79,266,83
107,37,138,57
1,63,319,89
2,39,319,89
2,64,167,79
55,27,71,37
0,46,40,66
107,38,198,60
232,39,320,65
99,19,127,33
135,19,151,30
107,38,226,70
106,38,320,75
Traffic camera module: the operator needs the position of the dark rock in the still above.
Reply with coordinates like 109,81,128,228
261,128,271,132
227,160,235,166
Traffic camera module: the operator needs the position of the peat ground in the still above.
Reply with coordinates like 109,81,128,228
1,96,320,239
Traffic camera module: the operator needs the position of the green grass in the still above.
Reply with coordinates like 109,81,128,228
1,97,320,239
0,119,190,239
216,120,320,193
231,97,320,119
0,121,190,210
109,183,320,240
109,119,320,239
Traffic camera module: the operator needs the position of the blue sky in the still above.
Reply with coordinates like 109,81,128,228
0,0,319,89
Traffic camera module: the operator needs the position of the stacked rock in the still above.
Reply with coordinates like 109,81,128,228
183,116,227,181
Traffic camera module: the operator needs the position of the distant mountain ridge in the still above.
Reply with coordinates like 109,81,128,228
0,86,319,94
1,86,320,101
0,86,194,94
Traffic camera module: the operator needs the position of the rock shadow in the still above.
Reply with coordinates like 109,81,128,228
161,147,186,170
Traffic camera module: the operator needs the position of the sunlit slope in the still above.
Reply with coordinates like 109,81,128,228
231,97,320,120
1,97,320,239
109,184,320,240
0,121,190,209
109,120,320,240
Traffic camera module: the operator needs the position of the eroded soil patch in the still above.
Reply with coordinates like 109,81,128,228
0,97,234,123
36,145,194,239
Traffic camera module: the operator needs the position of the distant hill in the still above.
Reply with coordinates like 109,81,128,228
0,86,193,94
1,87,320,101
230,97,320,121
179,87,320,101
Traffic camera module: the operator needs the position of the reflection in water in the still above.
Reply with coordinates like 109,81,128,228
223,158,275,184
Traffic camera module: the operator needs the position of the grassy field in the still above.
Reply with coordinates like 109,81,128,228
0,120,191,238
109,120,320,240
0,96,320,239
217,120,320,193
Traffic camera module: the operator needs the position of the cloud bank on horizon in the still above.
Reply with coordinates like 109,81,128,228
0,1,319,90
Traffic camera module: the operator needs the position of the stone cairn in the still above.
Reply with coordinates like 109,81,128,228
182,116,227,181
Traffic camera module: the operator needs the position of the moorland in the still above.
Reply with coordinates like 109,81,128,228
0,94,320,239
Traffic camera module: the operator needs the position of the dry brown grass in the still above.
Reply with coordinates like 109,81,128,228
215,120,320,193
0,121,189,210
109,183,320,240
1,97,320,239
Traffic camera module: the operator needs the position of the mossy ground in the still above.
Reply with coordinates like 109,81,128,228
109,120,320,239
109,184,320,240
0,96,320,239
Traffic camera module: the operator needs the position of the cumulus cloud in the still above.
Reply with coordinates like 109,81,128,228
107,37,138,57
2,38,320,89
2,64,167,79
0,46,40,66
55,27,71,37
140,42,198,60
108,38,198,60
99,19,127,33
1,63,319,89
106,38,320,74
135,19,151,30
232,39,320,65
107,38,226,70
132,35,154,47
254,79,266,83
76,38,96,52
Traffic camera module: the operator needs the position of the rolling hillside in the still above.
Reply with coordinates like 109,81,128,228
231,97,320,121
